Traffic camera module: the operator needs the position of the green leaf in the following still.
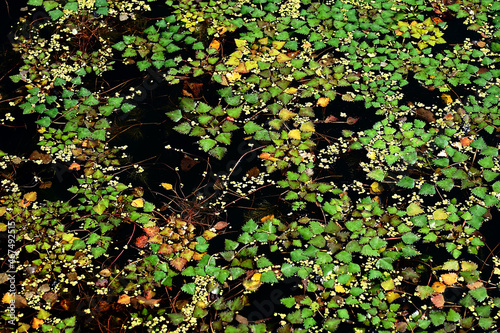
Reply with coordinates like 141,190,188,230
397,176,415,189
419,183,436,196
181,282,196,295
367,169,385,181
437,178,454,191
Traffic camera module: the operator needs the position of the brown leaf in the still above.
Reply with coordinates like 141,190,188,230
324,115,339,123
235,314,248,324
158,243,173,256
180,155,199,171
246,166,260,178
431,293,445,308
346,117,359,125
29,150,52,164
170,257,188,271
415,108,435,122
39,181,52,189
99,269,112,277
98,300,111,312
144,226,159,237
214,221,229,230
42,292,58,305
135,296,161,308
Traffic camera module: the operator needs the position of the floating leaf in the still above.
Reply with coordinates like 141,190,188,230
288,129,301,140
131,198,144,208
407,203,424,216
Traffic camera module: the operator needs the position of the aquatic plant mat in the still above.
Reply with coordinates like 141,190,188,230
1,0,500,331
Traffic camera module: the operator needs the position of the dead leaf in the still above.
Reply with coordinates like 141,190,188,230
415,108,436,122
317,97,330,107
24,192,37,202
202,230,217,241
180,155,199,171
214,221,229,230
98,300,111,312
460,137,473,147
60,299,70,311
99,269,112,277
467,281,483,290
432,281,446,293
441,272,458,286
441,93,453,104
2,292,14,304
39,181,52,189
170,257,188,271
324,115,339,123
260,214,274,223
431,293,445,308
346,117,359,125
32,317,44,329
117,294,130,305
135,296,161,308
158,243,173,256
258,152,278,161
144,226,159,237
209,39,221,50
29,150,52,164
135,235,149,248
161,183,173,190
246,166,260,178
68,162,80,171
131,198,144,208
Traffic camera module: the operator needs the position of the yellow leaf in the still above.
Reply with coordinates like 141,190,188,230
161,183,173,190
276,53,292,63
288,129,301,140
226,72,241,83
366,151,377,160
381,279,395,291
433,209,448,220
0,207,6,216
0,223,6,232
284,87,297,94
202,230,217,240
258,37,268,45
278,109,297,120
268,48,280,56
317,97,330,107
272,40,286,50
131,198,144,208
225,56,240,66
441,93,453,104
24,192,37,202
251,272,262,281
2,292,14,304
370,182,384,194
385,291,400,303
234,39,247,48
300,121,315,133
334,285,346,293
243,279,262,291
245,60,258,71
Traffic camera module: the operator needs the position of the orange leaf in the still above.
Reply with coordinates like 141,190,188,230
260,214,274,223
258,152,278,161
24,192,37,202
431,293,445,308
317,97,330,107
443,113,454,121
460,137,473,147
68,162,81,171
32,318,44,329
117,294,130,305
441,272,458,286
19,199,31,207
209,39,220,50
431,281,446,293
60,299,70,311
170,257,187,271
131,198,144,208
144,226,159,237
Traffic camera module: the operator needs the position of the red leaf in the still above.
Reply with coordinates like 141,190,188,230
346,117,359,125
214,221,229,230
135,235,149,248
431,294,445,308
